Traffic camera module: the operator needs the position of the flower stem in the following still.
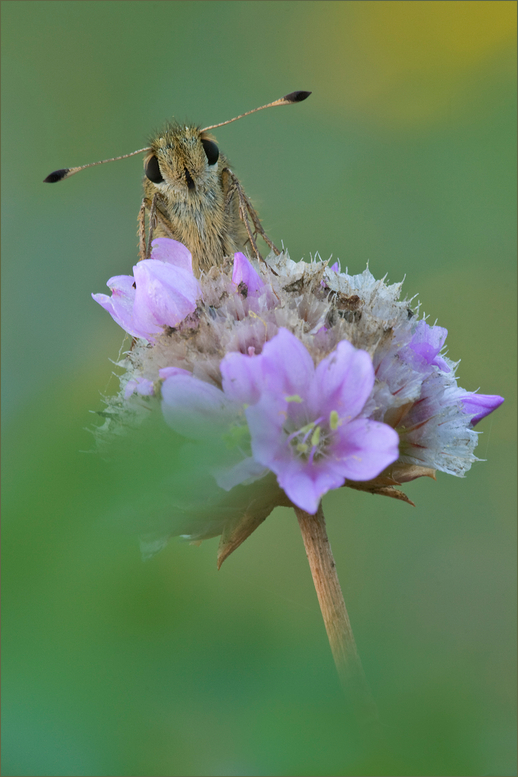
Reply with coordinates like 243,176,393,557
295,503,377,716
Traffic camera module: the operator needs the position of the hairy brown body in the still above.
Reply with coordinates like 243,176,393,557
142,124,249,275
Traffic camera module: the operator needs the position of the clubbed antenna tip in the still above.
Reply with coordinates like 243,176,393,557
283,91,311,103
44,168,70,183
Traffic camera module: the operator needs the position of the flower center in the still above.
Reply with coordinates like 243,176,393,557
285,407,340,464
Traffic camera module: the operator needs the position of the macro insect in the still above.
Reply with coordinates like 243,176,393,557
44,91,311,276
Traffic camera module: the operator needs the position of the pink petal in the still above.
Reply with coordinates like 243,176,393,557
221,350,264,405
159,366,192,380
333,418,399,480
459,392,504,425
259,328,315,396
161,374,236,440
311,340,374,420
232,253,265,296
149,238,193,274
278,459,347,514
407,321,450,373
132,260,201,332
213,457,268,491
92,275,149,340
221,328,315,405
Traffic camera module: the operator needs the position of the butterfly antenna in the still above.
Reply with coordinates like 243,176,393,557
44,146,152,183
201,90,311,132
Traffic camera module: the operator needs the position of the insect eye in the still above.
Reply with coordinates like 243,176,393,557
145,155,164,183
201,139,219,166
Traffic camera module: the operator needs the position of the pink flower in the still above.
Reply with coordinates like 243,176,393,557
221,329,400,514
92,238,201,343
404,320,450,373
231,252,265,296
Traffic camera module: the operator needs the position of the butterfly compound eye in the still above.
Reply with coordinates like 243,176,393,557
145,155,164,183
201,139,219,166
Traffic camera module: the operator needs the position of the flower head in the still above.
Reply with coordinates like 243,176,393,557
93,241,504,557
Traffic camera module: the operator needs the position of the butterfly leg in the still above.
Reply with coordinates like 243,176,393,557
137,199,147,261
237,182,281,257
145,193,161,259
139,195,176,260
223,176,262,260
223,169,281,260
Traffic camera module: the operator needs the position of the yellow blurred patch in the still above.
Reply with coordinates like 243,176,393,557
369,1,515,62
307,1,515,127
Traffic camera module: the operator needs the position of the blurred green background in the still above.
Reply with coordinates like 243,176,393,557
2,2,516,775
